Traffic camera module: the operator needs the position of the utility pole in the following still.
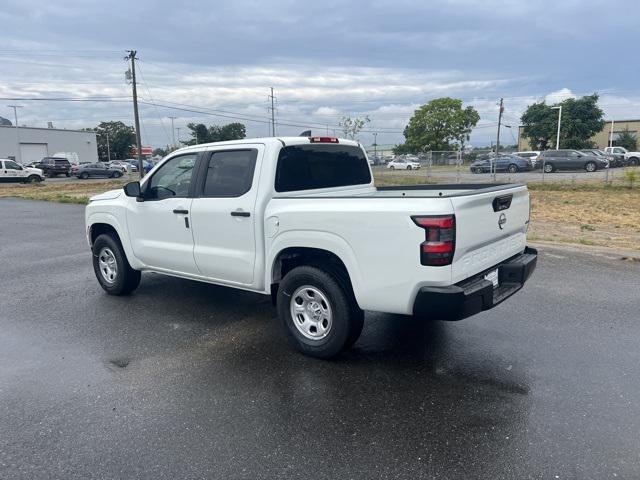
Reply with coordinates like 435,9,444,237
176,127,181,146
373,132,378,160
7,105,23,163
126,50,144,178
268,87,276,136
168,116,177,148
494,98,504,181
106,131,111,161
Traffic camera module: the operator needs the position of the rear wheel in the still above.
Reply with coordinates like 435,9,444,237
508,164,519,173
628,157,639,166
389,166,395,170
543,163,554,173
111,171,122,178
92,233,141,295
585,161,597,172
407,165,412,170
277,266,363,359
65,172,70,177
79,172,89,179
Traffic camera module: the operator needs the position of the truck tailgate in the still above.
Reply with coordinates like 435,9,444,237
450,185,529,283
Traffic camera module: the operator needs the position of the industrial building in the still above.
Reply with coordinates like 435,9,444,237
0,125,98,164
518,119,640,151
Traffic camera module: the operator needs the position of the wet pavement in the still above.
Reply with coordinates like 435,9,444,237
1,198,639,479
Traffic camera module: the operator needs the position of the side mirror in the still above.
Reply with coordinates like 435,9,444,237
123,181,141,198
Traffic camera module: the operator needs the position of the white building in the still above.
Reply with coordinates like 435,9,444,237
0,125,98,165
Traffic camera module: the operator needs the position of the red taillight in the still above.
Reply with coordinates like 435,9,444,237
309,137,339,143
412,215,456,266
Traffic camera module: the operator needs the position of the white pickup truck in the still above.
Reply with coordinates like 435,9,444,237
85,136,537,358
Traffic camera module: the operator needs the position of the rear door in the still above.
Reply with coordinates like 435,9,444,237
190,146,263,285
450,186,530,282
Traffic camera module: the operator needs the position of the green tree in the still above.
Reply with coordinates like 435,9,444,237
614,127,637,151
521,94,604,150
339,116,370,139
152,147,168,157
91,121,136,161
396,98,479,153
183,122,246,145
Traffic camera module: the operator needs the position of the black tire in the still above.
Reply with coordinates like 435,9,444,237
407,165,412,170
585,161,597,172
92,233,141,295
508,164,519,173
277,265,362,359
80,172,89,179
46,171,56,178
543,163,554,173
65,172,70,177
389,166,395,170
628,157,639,166
112,171,122,178
26,175,42,183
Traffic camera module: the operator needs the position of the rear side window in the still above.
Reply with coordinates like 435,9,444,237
275,144,371,192
202,149,257,197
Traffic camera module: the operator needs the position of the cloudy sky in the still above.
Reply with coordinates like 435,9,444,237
1,0,639,149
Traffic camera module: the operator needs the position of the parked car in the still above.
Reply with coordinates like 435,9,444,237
515,151,541,167
580,149,615,167
470,154,532,173
85,136,537,358
75,162,123,179
33,157,71,177
387,158,421,170
109,161,133,173
602,146,640,167
0,159,45,183
125,159,153,173
537,149,608,173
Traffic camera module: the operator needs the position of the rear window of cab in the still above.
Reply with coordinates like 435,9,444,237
275,144,371,192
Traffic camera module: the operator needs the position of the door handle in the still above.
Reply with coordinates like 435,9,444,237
230,211,250,217
173,209,189,214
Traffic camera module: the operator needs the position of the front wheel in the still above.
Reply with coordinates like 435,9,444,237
543,163,554,173
79,172,89,179
111,171,122,178
407,165,412,170
26,175,42,183
585,161,597,172
92,233,141,295
277,266,363,359
628,157,639,166
508,164,519,173
389,166,395,170
65,172,70,177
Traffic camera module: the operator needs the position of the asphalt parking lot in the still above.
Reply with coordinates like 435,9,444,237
1,198,639,479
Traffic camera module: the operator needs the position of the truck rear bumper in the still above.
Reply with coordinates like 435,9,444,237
413,246,537,321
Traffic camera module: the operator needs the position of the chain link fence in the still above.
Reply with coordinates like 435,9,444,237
370,149,639,186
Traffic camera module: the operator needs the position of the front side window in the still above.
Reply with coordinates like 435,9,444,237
4,160,21,170
145,154,196,200
202,149,257,198
275,144,371,193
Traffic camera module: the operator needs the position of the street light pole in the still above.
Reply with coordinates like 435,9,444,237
551,106,562,150
7,105,23,163
609,119,615,148
106,131,111,161
169,116,177,148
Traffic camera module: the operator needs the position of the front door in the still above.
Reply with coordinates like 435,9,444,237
190,147,262,285
1,160,26,182
126,153,200,275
